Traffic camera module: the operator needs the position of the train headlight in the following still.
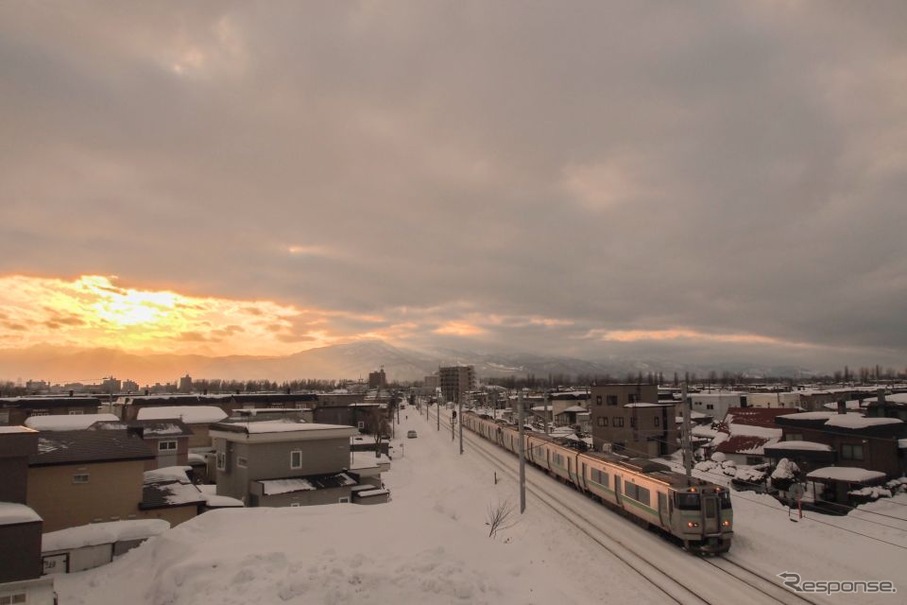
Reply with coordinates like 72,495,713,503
687,521,700,528
722,519,731,528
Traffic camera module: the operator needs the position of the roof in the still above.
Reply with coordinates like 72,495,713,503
42,519,169,552
0,502,42,526
30,430,154,466
90,418,194,438
714,434,779,455
723,407,801,427
806,467,887,483
823,415,903,430
25,413,120,431
764,441,833,452
136,406,227,424
142,480,205,509
256,472,356,496
560,405,588,413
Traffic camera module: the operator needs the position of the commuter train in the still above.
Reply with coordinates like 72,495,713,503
461,411,733,554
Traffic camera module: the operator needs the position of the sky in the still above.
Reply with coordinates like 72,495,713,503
52,410,907,604
2,2,907,372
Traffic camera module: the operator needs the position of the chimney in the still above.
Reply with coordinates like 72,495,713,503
144,389,149,396
836,399,846,415
69,390,74,397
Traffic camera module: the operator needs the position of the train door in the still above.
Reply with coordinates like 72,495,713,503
703,495,719,533
658,492,669,528
614,476,622,505
579,462,586,491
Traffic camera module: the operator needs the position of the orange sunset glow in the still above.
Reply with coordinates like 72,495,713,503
0,275,340,356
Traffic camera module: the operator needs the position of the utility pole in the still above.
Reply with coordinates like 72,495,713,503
436,399,440,432
682,382,692,483
544,391,550,436
459,396,464,454
518,390,526,514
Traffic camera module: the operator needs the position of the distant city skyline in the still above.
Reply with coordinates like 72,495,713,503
2,4,906,373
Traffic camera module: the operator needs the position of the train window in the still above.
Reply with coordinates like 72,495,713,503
624,483,638,500
675,493,700,510
591,469,609,487
636,486,650,507
718,491,732,509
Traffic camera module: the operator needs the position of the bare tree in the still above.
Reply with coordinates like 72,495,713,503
486,499,516,538
364,406,390,458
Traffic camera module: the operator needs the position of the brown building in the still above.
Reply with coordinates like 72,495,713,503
773,409,904,479
0,397,102,427
27,429,155,532
588,384,676,457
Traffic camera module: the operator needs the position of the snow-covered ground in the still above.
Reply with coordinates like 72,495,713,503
55,411,906,604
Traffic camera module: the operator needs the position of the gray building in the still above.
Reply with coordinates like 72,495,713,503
210,421,360,507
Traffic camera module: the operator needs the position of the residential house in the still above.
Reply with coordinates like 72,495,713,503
26,429,155,532
135,406,227,449
688,391,750,420
772,408,904,479
707,408,799,466
209,420,361,507
24,413,119,432
90,419,195,470
0,396,102,427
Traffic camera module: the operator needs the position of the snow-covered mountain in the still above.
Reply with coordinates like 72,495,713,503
0,341,813,386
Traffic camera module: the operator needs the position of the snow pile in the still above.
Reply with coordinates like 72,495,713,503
770,458,799,480
43,519,170,552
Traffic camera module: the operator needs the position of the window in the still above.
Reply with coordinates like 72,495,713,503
73,473,89,484
675,492,700,510
30,410,49,417
606,395,618,406
237,456,248,468
706,404,714,410
601,417,609,427
624,482,638,500
613,417,624,428
69,409,84,415
357,421,365,429
628,393,639,403
216,451,226,471
841,444,864,460
591,469,609,487
636,486,651,507
654,416,660,427
290,449,303,469
630,417,636,428
785,434,803,441
338,497,350,503
0,592,27,604
158,440,178,452
596,395,603,406
0,410,9,425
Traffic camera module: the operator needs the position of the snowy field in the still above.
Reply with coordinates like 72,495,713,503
55,412,906,604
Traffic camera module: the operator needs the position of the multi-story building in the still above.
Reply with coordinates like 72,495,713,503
588,384,677,457
0,397,103,427
368,368,387,389
439,366,475,406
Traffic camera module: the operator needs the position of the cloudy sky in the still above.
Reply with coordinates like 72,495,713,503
1,1,906,373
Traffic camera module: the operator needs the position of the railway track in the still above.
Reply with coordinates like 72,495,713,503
439,411,827,605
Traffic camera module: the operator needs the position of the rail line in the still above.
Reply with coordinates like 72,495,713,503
435,410,826,605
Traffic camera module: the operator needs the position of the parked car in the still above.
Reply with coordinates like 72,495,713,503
407,430,418,438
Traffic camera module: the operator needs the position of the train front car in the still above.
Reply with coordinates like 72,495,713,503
671,483,733,554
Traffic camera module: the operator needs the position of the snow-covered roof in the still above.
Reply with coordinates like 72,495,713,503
0,426,36,434
219,421,350,434
144,466,192,484
137,406,227,423
900,439,907,449
823,415,903,429
764,441,833,452
0,502,42,525
43,519,170,552
25,413,120,431
778,411,837,421
560,405,588,413
806,467,887,483
258,473,356,495
624,402,671,408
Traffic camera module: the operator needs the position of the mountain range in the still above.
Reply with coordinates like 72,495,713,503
0,341,814,387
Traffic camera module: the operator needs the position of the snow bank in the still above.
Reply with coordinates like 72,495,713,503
43,519,170,552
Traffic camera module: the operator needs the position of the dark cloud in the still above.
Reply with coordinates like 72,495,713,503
1,2,906,371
